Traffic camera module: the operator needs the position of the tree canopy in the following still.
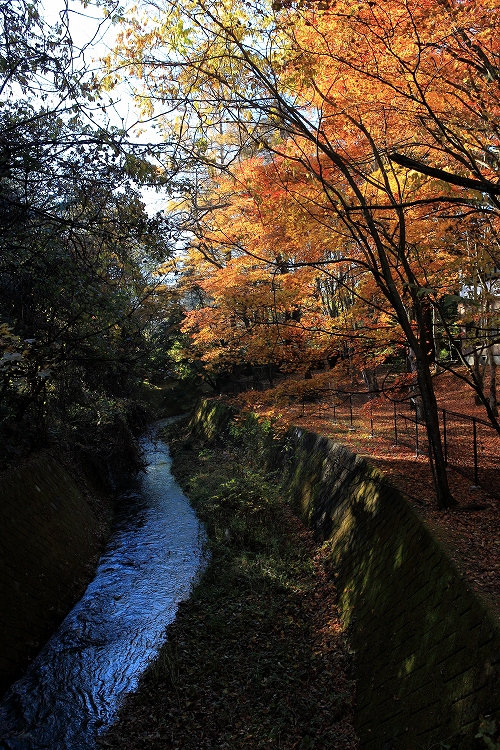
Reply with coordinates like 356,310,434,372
101,0,500,507
3,0,500,506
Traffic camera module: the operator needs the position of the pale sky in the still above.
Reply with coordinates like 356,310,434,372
41,0,169,215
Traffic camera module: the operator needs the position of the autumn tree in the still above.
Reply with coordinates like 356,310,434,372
106,0,500,507
178,157,405,390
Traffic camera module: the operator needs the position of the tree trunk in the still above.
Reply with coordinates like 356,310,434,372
432,306,443,374
414,351,457,509
393,300,456,508
488,345,498,417
422,302,435,364
473,348,485,406
361,368,379,397
407,348,424,420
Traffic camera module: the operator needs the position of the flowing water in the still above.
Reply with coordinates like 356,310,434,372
0,420,207,750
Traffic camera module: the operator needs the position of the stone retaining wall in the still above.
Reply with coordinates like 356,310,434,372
192,400,500,750
0,455,106,694
278,427,500,750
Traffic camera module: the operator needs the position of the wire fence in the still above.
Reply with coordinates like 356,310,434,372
218,377,500,494
287,388,500,496
220,377,500,496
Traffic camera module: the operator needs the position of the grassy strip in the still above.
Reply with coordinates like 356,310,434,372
102,420,358,750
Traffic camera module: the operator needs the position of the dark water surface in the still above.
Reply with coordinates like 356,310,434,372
0,420,207,749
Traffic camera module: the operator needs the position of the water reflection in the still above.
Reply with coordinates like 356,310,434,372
0,421,206,749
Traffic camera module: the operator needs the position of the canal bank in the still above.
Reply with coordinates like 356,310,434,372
101,415,359,750
186,400,500,750
0,422,206,750
0,453,113,695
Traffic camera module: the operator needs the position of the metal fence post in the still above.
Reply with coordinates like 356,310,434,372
473,417,479,487
349,394,355,430
415,410,419,456
442,409,448,465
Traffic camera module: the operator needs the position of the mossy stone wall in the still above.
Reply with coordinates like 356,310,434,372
191,401,500,750
188,399,236,442
0,455,105,694
277,427,500,750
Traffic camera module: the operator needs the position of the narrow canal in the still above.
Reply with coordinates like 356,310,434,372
0,420,207,750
